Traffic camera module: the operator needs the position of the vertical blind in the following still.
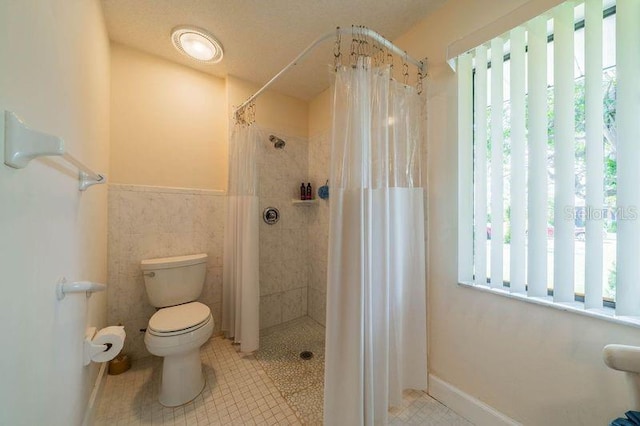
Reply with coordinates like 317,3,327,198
615,0,640,315
459,0,640,316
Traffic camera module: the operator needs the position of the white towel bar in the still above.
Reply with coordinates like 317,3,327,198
2,110,106,191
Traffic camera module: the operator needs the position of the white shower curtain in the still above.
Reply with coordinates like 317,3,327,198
222,124,260,353
324,59,427,425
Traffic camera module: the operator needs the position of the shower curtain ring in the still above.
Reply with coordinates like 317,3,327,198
334,26,342,70
402,53,409,85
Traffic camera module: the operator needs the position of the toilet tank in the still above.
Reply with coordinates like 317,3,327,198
140,254,207,308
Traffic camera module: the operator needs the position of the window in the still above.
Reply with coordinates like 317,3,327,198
457,0,640,322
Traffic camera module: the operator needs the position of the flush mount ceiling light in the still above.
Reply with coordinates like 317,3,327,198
171,26,224,63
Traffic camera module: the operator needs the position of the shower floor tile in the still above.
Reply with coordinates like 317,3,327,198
255,316,473,426
96,316,473,425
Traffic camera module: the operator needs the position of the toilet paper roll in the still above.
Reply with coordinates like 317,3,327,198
90,326,126,363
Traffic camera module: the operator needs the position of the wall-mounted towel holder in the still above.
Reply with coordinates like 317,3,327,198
2,110,106,191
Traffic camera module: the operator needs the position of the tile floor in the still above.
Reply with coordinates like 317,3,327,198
96,316,472,425
96,336,300,425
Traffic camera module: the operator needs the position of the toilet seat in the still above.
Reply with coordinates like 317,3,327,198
148,302,211,337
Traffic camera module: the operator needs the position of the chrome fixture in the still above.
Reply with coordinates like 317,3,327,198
263,207,280,224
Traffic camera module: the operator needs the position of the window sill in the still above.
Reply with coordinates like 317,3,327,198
458,281,640,329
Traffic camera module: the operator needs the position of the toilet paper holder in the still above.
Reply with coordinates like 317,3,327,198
84,327,108,366
83,326,126,366
56,277,106,300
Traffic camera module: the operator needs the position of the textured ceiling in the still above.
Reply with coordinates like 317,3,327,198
100,0,445,101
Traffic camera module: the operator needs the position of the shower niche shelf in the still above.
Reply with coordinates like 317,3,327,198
291,199,318,206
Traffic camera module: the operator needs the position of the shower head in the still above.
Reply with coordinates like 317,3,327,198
269,134,286,149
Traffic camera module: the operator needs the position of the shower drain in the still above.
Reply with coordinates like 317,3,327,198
299,351,314,360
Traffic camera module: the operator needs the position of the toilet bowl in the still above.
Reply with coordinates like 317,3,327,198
603,344,640,410
145,302,214,407
141,254,213,407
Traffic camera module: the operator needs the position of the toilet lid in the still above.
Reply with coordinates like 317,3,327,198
149,302,211,333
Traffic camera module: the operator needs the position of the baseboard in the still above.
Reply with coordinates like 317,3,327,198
82,362,108,426
428,374,521,426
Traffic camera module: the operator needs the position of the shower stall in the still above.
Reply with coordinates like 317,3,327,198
223,26,428,425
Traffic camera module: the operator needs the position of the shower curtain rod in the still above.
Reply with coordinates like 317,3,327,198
234,26,426,117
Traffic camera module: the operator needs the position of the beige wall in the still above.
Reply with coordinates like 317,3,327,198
309,88,331,137
391,0,640,424
226,75,309,139
109,46,308,191
110,43,228,190
0,0,110,424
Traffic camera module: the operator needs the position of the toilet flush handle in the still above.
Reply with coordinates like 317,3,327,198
143,272,155,277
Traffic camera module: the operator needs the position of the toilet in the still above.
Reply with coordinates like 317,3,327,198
141,253,214,407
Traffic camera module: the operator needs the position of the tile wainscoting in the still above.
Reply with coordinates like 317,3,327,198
107,184,226,359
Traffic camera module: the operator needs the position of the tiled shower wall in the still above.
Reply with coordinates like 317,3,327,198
107,184,225,359
307,129,331,326
258,129,310,329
